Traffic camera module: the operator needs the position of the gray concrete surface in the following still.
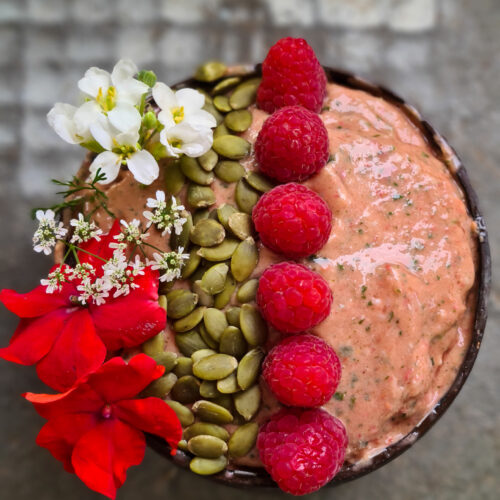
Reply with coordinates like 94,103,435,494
0,0,498,499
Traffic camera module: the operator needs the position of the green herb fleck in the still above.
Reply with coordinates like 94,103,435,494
334,392,345,401
349,396,356,409
337,263,345,271
388,311,394,322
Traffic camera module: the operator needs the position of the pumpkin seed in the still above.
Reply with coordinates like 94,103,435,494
158,294,167,312
237,347,264,389
219,326,247,359
245,171,274,193
173,307,206,333
142,372,177,398
184,422,229,442
178,439,189,452
195,61,226,82
201,263,228,295
198,149,218,171
188,435,228,459
234,385,261,421
224,110,252,133
214,160,245,183
228,423,258,458
236,279,259,303
217,373,240,394
203,308,228,342
213,123,230,139
192,280,214,307
193,353,238,380
226,307,241,327
192,208,210,224
228,212,253,240
152,351,178,372
192,400,233,424
231,237,258,282
213,95,232,113
235,178,260,214
212,394,233,412
213,135,251,160
190,456,227,476
191,349,217,364
199,323,218,349
190,219,225,247
217,203,238,229
229,78,261,110
187,184,216,209
213,273,237,309
175,330,209,356
159,280,175,295
166,400,194,427
170,211,192,250
197,238,239,261
203,101,224,125
181,247,201,279
142,332,164,357
199,380,220,399
164,159,185,195
173,356,193,377
212,76,241,95
240,305,267,346
171,375,201,404
180,155,214,185
167,290,198,319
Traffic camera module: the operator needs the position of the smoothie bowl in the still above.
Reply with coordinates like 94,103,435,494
0,38,490,497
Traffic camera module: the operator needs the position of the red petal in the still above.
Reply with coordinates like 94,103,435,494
36,413,97,473
36,309,107,392
89,269,166,351
78,220,121,272
115,397,182,451
71,419,145,499
0,308,70,365
0,267,75,318
88,354,164,403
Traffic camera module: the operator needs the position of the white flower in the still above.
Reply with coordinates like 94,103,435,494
143,191,187,236
152,82,216,158
114,219,148,246
41,267,68,294
149,248,189,283
68,263,95,282
33,209,68,255
70,213,103,244
47,102,98,145
77,276,110,306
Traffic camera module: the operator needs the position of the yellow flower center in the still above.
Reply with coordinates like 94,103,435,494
168,138,182,149
172,106,185,124
96,86,117,112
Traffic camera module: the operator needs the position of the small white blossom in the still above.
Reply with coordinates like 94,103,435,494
143,191,187,236
149,248,189,283
114,219,148,246
33,209,68,255
68,263,96,282
40,267,68,293
70,213,103,244
76,276,110,306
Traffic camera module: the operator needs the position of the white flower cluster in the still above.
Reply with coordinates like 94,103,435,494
70,213,103,244
149,248,189,283
33,210,68,255
47,59,216,188
113,219,148,247
143,190,187,236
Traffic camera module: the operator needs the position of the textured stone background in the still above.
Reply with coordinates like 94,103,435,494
0,0,498,499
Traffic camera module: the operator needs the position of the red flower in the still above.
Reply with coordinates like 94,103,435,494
24,354,182,499
0,221,166,391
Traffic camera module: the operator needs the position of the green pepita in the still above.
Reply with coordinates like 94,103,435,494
213,135,251,160
199,322,218,349
152,351,178,373
167,290,199,319
213,273,237,309
166,400,194,427
183,422,229,442
180,155,214,185
142,332,164,357
199,380,220,399
173,307,206,333
164,159,185,195
191,349,217,364
173,356,193,377
236,279,259,303
228,212,253,240
217,203,238,229
237,347,264,389
192,208,210,225
195,61,226,82
234,385,261,421
224,109,252,133
181,246,202,279
229,78,261,110
188,435,228,459
226,307,241,327
198,149,218,171
212,76,241,95
201,263,228,295
214,160,245,183
187,184,216,209
142,372,177,398
171,375,201,404
231,237,258,282
213,123,230,139
240,305,267,347
170,211,192,250
192,400,234,424
178,439,189,452
197,238,239,261
212,394,233,412
190,456,227,476
217,372,240,394
190,219,225,247
219,326,247,359
203,101,224,125
175,330,209,356
158,295,167,312
192,280,214,307
228,423,258,457
213,95,232,113
193,353,238,381
245,172,274,193
235,178,260,214
203,308,228,342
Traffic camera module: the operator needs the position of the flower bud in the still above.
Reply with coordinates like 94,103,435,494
137,70,157,88
142,111,158,130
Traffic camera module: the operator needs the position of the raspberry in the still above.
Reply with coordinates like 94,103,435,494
257,262,333,334
257,37,327,114
255,106,329,183
263,334,341,407
252,183,332,259
257,407,347,495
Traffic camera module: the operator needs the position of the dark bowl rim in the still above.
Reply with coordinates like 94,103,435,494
147,64,492,489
